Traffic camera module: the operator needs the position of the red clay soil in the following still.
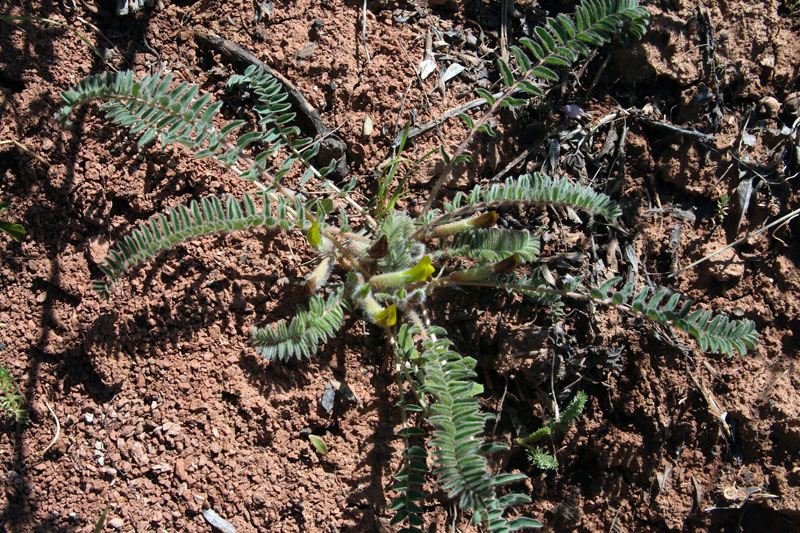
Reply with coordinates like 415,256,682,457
1,1,799,532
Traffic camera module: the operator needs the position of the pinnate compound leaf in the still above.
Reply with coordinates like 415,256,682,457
251,288,346,362
593,281,758,357
92,191,295,296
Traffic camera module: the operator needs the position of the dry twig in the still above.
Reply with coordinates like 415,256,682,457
0,139,49,166
41,400,61,456
361,0,371,64
669,206,800,278
757,362,795,403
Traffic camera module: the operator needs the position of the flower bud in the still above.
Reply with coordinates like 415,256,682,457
369,256,435,290
432,212,498,237
304,256,332,295
448,266,492,282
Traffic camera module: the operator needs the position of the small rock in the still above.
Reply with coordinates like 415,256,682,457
84,413,95,424
202,509,236,533
108,517,124,529
174,458,187,481
160,421,181,437
48,308,66,330
87,236,110,265
311,18,324,39
130,442,149,466
320,382,336,414
150,463,173,474
757,96,780,119
295,42,318,61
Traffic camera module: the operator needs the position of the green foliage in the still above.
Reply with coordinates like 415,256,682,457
422,0,649,214
591,280,758,357
308,434,328,455
500,0,649,101
93,191,304,297
517,391,587,447
421,329,495,511
414,325,539,531
516,392,587,471
389,441,428,532
0,364,26,424
377,211,421,272
553,391,588,434
55,65,331,191
713,193,730,226
527,448,559,471
251,288,346,361
505,271,581,319
440,173,622,221
0,201,25,241
390,324,429,533
373,122,436,221
226,65,337,183
56,70,229,152
52,1,757,529
93,504,109,533
444,228,540,263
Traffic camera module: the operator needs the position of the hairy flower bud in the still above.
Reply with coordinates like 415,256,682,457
448,266,492,282
305,256,332,295
369,256,435,290
432,212,498,237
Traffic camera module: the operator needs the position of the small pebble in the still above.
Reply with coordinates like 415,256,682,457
108,517,124,529
202,509,236,533
295,42,318,61
84,413,94,424
757,96,780,118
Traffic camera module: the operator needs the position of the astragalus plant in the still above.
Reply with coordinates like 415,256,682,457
55,1,757,529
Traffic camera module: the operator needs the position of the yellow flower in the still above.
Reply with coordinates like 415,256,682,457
374,304,397,328
369,256,436,290
403,256,435,283
306,221,322,248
